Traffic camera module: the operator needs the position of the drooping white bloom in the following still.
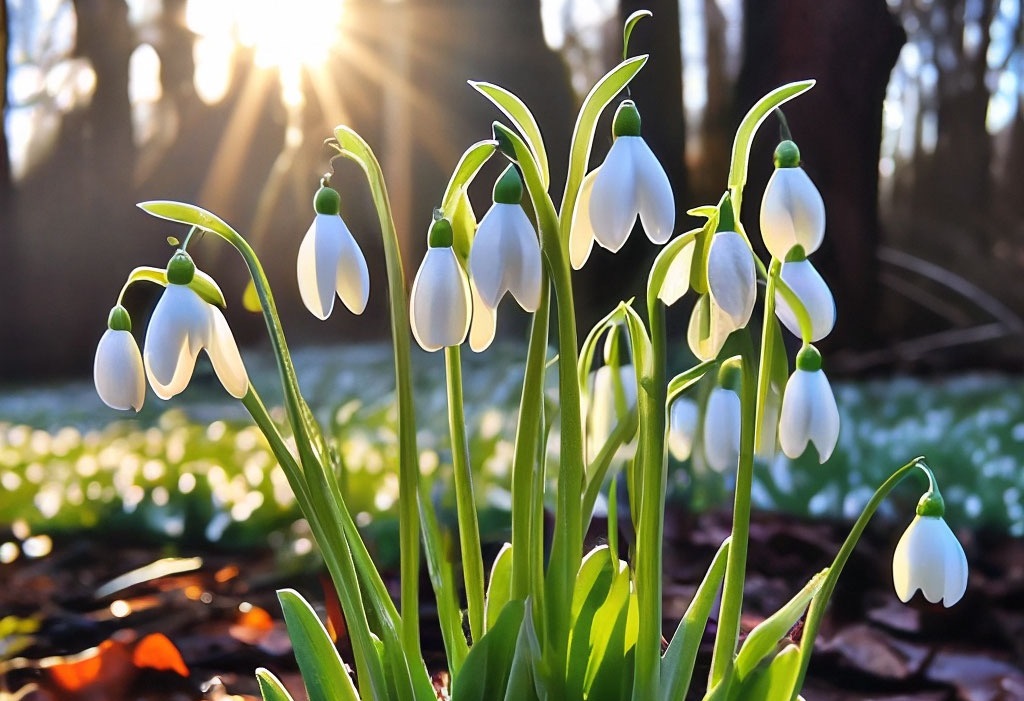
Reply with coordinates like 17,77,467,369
94,313,145,412
759,141,826,260
893,514,968,607
468,280,497,353
775,258,835,342
779,347,840,463
144,270,248,400
297,184,369,320
707,231,756,329
410,235,471,353
582,100,674,262
703,386,741,473
469,204,541,313
586,364,638,462
668,396,699,461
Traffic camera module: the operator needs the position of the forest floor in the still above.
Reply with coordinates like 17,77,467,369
1,508,1021,701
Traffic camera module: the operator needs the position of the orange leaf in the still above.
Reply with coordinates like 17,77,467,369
131,633,189,677
49,640,133,692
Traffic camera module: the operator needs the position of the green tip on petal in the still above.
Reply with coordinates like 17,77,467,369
774,140,801,168
716,193,736,233
916,490,946,518
429,218,454,248
718,357,743,391
493,165,523,205
796,344,822,372
166,250,196,285
784,244,808,263
612,100,642,138
313,184,341,215
107,305,132,332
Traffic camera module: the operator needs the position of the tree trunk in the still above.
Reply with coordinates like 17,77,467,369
737,0,905,353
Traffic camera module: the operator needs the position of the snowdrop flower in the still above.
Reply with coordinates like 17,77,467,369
687,293,743,361
707,230,756,330
704,361,743,473
469,166,542,314
893,492,968,607
668,396,699,461
94,305,145,411
297,182,370,320
144,251,248,400
775,250,835,342
579,100,674,265
779,345,839,463
587,363,638,462
759,140,825,260
410,218,471,352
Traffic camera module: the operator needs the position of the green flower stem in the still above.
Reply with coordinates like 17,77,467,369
332,127,422,658
789,456,930,699
241,388,389,701
495,122,586,688
511,280,551,604
709,333,759,689
755,259,782,452
444,345,486,644
632,293,669,700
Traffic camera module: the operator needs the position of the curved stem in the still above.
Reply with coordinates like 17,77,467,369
333,128,422,657
709,333,759,689
445,345,486,644
754,259,781,453
790,457,930,698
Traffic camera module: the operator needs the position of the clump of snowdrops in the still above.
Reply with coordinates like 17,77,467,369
94,11,967,701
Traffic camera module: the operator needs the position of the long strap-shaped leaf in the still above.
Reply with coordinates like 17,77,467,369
278,589,361,701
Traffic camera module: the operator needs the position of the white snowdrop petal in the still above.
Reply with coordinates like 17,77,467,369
410,247,471,352
505,206,543,312
806,370,840,463
892,516,969,606
468,281,497,353
707,232,755,328
633,138,675,244
144,285,205,396
587,365,638,461
589,138,638,253
668,397,699,461
469,205,510,309
704,387,741,472
775,260,836,341
760,167,825,259
570,169,599,270
205,305,248,398
297,215,340,320
779,370,813,459
334,222,370,315
658,238,694,305
94,329,145,411
687,295,738,362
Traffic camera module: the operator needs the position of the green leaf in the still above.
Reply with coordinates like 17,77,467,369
728,81,815,194
560,55,648,243
735,644,801,701
440,140,495,262
666,359,719,405
503,599,546,701
686,205,719,219
622,10,653,60
256,668,299,701
470,84,548,189
581,558,636,699
567,547,617,697
139,200,238,240
277,589,360,701
122,265,227,308
485,543,514,634
660,537,730,701
734,569,827,680
419,489,470,675
451,599,526,701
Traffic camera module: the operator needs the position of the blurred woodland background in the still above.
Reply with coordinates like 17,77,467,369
1,0,1023,379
